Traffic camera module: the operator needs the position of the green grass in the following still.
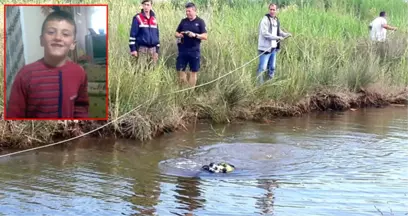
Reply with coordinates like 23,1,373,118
0,0,407,145
89,95,106,118
107,0,408,139
115,3,406,98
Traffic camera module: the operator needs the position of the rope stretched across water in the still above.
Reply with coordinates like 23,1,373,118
2,28,401,158
0,42,285,158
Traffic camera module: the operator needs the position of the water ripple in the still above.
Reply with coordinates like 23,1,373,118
0,108,407,216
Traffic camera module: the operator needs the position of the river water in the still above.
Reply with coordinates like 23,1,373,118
0,107,407,216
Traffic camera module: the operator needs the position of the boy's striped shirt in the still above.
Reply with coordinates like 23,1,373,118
7,58,89,118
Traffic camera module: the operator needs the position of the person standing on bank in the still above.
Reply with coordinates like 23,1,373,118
129,0,160,64
369,11,397,42
256,3,291,85
175,2,208,87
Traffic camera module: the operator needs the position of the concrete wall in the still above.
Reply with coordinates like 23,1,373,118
89,6,106,33
20,6,46,65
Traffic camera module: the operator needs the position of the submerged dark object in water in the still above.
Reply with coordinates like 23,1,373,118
202,162,235,173
159,143,311,178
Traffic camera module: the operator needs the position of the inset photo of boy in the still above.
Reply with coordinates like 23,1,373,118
4,4,108,120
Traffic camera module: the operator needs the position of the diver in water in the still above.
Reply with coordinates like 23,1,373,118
201,162,235,173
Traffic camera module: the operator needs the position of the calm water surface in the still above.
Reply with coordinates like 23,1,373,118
0,107,407,216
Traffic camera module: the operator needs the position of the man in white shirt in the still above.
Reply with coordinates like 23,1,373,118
369,11,397,42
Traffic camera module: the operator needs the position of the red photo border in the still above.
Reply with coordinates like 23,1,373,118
3,3,109,121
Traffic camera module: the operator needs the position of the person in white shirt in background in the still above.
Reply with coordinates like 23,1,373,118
369,11,397,42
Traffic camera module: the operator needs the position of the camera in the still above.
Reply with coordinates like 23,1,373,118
182,31,191,36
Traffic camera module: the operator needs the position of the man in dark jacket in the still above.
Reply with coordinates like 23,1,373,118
129,0,160,63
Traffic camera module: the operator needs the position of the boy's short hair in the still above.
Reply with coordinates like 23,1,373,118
379,11,386,17
142,0,152,4
41,9,77,38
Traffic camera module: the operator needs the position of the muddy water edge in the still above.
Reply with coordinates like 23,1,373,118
0,88,407,150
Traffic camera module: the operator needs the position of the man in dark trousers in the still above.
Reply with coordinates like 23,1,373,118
175,2,208,87
129,0,160,64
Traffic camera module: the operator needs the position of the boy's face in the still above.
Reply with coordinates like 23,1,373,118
142,1,152,13
40,19,76,58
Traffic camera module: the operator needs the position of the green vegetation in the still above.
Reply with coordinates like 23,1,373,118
0,0,407,148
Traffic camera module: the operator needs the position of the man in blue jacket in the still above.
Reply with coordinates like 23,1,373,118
129,0,160,64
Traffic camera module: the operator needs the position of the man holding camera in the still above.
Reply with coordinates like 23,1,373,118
175,2,208,87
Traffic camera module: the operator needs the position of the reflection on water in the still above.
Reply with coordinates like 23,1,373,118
173,177,205,215
0,107,407,216
254,179,278,215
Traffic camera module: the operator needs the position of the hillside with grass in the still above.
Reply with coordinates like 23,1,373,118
0,0,407,149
